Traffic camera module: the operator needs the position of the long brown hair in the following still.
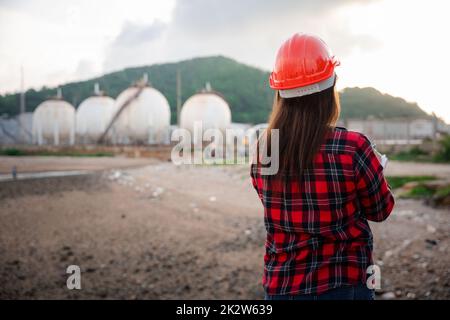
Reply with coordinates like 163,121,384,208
265,85,341,177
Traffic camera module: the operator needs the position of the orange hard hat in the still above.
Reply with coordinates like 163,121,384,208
269,33,340,98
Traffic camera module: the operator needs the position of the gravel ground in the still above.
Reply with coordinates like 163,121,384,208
0,159,448,299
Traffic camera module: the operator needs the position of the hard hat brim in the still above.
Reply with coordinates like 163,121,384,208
279,74,336,99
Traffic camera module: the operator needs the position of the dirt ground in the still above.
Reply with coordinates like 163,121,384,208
0,156,158,174
0,157,448,299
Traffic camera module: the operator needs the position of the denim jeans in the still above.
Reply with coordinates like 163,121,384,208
265,285,375,300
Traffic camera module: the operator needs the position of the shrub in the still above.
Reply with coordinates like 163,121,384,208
386,175,436,189
0,148,27,156
434,135,450,162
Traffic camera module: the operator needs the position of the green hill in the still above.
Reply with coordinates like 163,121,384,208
0,56,429,123
339,87,428,119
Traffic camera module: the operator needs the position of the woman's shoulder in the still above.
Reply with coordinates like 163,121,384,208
324,127,372,153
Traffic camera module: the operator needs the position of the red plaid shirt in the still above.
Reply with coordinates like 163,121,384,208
251,127,395,296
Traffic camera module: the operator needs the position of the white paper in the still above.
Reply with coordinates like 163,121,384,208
372,143,388,169
380,154,388,169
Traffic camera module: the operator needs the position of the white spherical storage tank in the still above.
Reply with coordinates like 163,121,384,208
180,91,232,137
76,95,115,144
111,86,171,144
32,98,76,145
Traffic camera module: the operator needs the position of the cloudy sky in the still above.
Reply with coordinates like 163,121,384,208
0,0,449,121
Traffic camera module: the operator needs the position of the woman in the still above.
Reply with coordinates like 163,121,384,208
251,33,395,300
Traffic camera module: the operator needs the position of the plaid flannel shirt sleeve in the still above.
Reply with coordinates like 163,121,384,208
354,134,395,222
250,164,262,200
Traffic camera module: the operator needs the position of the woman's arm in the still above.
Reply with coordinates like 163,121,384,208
354,134,395,222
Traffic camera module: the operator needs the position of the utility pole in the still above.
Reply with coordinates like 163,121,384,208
406,116,411,145
20,66,25,114
176,69,181,126
19,65,26,143
432,112,438,140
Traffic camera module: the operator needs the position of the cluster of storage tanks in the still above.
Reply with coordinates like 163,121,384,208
31,77,232,146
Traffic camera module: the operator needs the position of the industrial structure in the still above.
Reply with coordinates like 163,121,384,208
1,75,175,146
0,113,33,145
0,66,33,145
32,89,76,146
343,116,450,145
105,74,171,145
180,83,231,143
76,83,114,144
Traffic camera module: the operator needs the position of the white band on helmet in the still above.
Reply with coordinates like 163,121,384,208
279,73,336,98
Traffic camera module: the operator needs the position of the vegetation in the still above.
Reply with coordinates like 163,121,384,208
388,147,432,162
435,185,450,198
0,148,28,156
386,175,436,189
433,135,450,162
0,148,113,157
403,184,436,198
0,56,429,124
400,182,450,204
387,136,450,163
339,87,428,119
387,174,449,206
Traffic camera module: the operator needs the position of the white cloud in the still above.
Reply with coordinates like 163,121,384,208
103,20,169,72
0,0,175,92
102,0,381,74
334,0,450,122
74,59,98,80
